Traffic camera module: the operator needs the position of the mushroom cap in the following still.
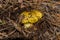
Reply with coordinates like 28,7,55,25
20,10,43,24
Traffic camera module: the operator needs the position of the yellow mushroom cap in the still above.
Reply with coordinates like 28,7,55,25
20,10,43,24
28,16,38,23
32,10,43,19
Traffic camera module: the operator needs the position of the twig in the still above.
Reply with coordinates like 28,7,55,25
0,27,11,32
0,33,8,37
6,17,22,33
8,29,16,36
0,5,13,14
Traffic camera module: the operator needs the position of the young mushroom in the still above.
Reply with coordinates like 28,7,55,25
19,10,43,29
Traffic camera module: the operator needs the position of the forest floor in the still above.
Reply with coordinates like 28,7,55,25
0,0,60,40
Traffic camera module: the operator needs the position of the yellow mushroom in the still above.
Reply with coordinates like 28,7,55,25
24,23,33,28
32,10,43,19
22,18,28,24
28,17,38,23
20,10,43,28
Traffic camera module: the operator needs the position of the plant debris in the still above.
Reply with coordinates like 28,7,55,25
0,0,60,40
